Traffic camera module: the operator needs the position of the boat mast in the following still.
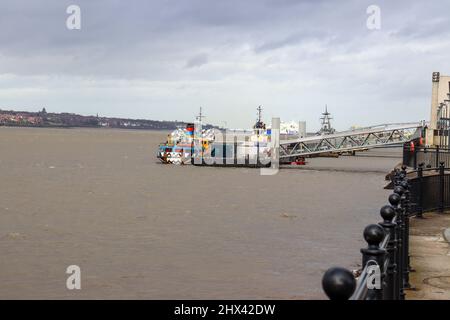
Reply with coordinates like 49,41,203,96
254,105,265,130
257,105,262,125
196,107,205,124
318,105,335,135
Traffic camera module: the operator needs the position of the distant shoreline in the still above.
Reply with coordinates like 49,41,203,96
0,124,172,131
0,108,217,131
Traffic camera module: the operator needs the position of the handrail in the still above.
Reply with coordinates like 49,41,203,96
350,265,369,300
410,167,449,174
403,144,450,169
380,232,390,250
409,146,450,152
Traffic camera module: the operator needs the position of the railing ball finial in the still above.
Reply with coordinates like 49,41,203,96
380,205,395,222
363,224,385,247
393,185,405,195
322,267,356,300
400,180,409,190
389,193,401,207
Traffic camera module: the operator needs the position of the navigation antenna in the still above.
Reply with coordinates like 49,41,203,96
318,104,335,135
254,105,265,130
196,107,205,123
257,105,263,124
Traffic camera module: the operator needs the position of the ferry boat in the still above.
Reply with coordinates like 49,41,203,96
157,107,272,166
157,123,216,165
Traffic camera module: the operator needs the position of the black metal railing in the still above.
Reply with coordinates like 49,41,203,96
322,163,450,300
408,163,450,217
403,144,450,169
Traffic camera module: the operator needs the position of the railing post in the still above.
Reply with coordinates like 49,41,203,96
389,192,403,299
436,145,440,170
379,205,397,300
403,144,408,167
398,172,406,186
439,161,445,213
399,181,412,290
401,180,413,267
360,224,386,300
413,147,418,170
401,165,407,176
417,163,424,218
394,168,401,186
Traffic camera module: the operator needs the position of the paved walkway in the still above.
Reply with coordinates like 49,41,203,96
406,212,450,300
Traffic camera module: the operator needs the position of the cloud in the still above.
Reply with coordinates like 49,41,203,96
0,0,449,128
254,30,331,54
185,54,209,68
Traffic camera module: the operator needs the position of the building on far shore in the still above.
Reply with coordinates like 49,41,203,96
428,72,450,146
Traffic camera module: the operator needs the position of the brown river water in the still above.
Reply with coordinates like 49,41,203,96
0,127,401,299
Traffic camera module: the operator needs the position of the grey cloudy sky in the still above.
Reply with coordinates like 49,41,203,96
0,0,449,130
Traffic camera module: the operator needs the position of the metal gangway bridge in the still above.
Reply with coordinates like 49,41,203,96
277,122,425,160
